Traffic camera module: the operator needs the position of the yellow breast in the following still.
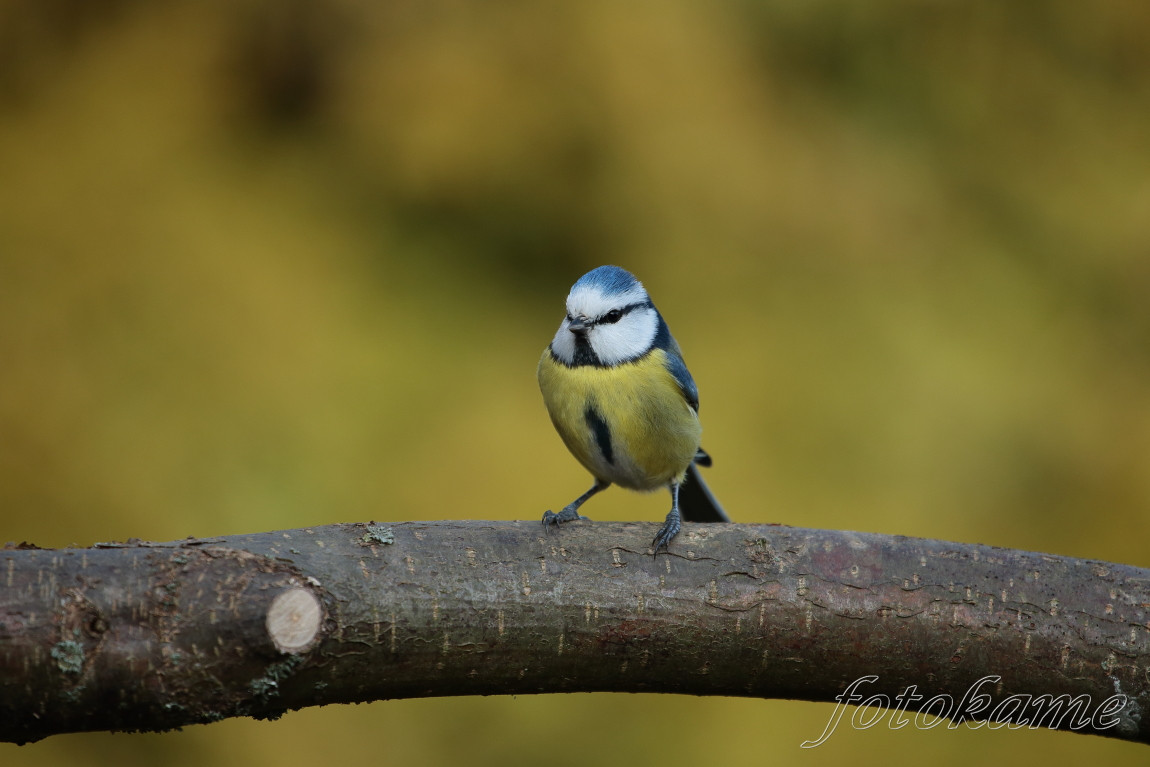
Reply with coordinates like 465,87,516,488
537,347,702,491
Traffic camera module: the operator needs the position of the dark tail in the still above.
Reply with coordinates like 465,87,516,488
678,452,729,523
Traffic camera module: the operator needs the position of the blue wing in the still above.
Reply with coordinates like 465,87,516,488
651,311,699,412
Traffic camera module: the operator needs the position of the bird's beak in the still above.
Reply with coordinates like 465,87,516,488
568,316,589,334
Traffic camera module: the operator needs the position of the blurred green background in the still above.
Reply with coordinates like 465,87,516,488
2,0,1148,764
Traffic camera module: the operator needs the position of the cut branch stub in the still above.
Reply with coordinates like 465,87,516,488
267,587,324,653
0,540,326,743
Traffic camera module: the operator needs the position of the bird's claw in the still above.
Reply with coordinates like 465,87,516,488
651,516,681,555
542,507,590,530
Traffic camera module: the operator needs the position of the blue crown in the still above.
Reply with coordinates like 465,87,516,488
573,265,641,296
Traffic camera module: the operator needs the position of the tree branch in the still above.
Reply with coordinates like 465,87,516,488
2,521,1147,745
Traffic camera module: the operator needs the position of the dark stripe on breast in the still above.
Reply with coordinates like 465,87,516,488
584,406,614,465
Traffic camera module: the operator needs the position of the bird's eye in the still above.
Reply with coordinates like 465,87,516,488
602,309,623,324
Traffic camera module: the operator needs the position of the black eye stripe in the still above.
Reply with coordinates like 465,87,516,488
565,301,650,328
597,302,646,325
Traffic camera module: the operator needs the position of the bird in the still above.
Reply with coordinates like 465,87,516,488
537,265,728,553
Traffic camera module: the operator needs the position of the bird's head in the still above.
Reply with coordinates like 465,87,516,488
550,265,660,367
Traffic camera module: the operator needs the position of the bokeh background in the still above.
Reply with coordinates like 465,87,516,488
2,0,1149,764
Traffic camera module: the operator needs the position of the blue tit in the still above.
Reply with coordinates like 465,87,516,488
538,265,728,553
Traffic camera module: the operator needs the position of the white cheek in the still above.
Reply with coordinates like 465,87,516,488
550,320,576,364
591,310,657,365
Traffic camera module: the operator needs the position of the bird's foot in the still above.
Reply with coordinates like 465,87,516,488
651,510,681,555
542,505,590,530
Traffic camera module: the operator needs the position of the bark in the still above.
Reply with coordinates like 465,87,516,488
1,521,1148,745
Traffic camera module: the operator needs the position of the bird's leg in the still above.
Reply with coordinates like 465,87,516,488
652,482,683,554
542,479,609,528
